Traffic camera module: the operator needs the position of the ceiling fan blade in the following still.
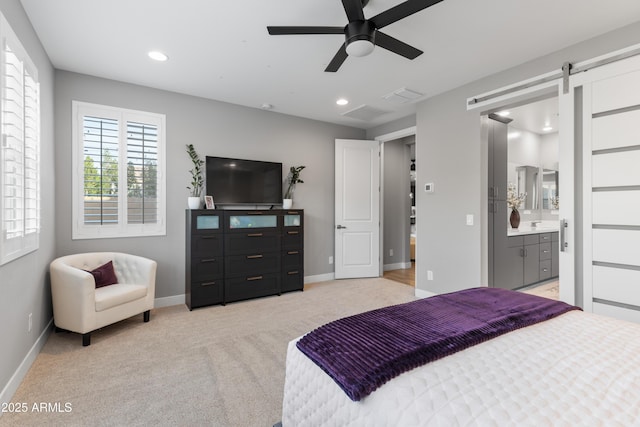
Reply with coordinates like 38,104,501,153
325,44,348,72
370,0,444,29
374,31,423,59
341,0,365,22
267,26,344,35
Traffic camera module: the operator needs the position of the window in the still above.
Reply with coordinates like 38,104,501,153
0,12,40,265
72,102,165,239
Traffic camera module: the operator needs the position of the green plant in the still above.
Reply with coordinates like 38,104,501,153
284,166,305,199
185,144,204,197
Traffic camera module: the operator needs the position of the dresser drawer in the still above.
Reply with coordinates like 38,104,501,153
282,269,303,293
539,242,552,261
189,279,224,308
225,252,281,277
191,234,224,257
282,249,303,268
283,229,303,249
191,257,224,280
224,231,280,255
225,273,280,303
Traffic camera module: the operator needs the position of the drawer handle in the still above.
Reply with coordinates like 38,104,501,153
201,258,217,263
247,275,263,281
542,268,548,272
287,231,299,235
288,251,299,255
247,254,263,259
542,250,549,253
288,270,299,275
201,281,217,287
287,211,298,214
247,212,263,215
247,233,263,237
201,235,218,239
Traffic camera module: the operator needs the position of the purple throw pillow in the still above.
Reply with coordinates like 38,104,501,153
87,261,118,288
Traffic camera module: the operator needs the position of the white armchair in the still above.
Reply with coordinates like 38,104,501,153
50,252,157,346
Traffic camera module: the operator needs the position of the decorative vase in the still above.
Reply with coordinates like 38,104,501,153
510,208,520,229
187,196,201,209
282,199,293,209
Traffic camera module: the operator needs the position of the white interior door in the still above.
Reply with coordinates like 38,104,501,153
571,54,640,323
335,139,380,279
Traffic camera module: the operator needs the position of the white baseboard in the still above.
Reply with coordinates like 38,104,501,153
154,294,185,308
415,288,437,299
0,319,53,409
304,272,335,284
383,262,412,271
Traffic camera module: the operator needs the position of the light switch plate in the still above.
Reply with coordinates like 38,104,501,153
424,183,434,193
466,214,474,226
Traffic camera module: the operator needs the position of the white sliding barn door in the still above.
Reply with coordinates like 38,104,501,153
334,139,380,279
575,54,640,323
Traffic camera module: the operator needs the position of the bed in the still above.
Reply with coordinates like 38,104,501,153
281,288,640,426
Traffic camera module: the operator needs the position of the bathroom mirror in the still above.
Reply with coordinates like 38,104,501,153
515,165,539,210
542,169,559,210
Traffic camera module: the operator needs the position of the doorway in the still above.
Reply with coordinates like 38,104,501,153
378,129,416,288
487,95,561,298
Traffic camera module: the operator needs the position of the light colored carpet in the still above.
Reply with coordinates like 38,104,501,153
1,278,416,427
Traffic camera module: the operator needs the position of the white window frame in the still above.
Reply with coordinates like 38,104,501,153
72,101,166,239
0,12,40,265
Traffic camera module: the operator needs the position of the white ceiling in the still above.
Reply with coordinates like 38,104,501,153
503,97,559,136
19,0,640,129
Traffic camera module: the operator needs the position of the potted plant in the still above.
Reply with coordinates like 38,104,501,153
283,165,305,209
185,144,204,209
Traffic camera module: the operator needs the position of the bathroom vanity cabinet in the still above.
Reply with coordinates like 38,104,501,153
494,231,559,290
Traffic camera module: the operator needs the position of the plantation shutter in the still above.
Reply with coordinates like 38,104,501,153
126,121,158,224
72,101,165,239
0,12,40,265
82,116,119,225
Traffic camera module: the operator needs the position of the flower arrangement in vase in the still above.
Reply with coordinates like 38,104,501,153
283,166,305,209
185,144,204,209
507,182,527,229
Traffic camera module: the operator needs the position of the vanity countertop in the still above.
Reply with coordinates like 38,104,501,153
507,224,559,237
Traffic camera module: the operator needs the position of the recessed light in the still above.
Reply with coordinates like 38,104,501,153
336,98,349,106
542,126,553,132
497,110,510,117
148,51,168,61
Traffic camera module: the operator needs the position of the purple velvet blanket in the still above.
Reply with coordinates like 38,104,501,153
296,287,580,401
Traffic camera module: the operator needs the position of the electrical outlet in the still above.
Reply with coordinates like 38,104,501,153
427,270,434,281
390,249,394,257
28,313,32,332
329,256,333,265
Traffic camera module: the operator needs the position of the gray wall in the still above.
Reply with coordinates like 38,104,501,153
382,138,411,267
54,71,365,299
0,0,56,402
414,21,640,295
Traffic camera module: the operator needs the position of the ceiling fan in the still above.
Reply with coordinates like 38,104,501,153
267,0,444,72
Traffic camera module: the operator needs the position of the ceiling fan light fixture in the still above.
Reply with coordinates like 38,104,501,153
346,39,375,57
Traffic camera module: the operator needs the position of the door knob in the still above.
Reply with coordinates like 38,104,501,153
336,225,347,229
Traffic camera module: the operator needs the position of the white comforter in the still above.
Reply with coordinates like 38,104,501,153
282,310,640,426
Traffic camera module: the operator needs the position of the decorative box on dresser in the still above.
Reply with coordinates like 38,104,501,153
185,209,304,310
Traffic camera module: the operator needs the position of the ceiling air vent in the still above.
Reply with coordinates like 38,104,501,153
341,105,388,121
382,87,424,104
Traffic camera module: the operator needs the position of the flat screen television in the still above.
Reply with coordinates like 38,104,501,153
205,156,282,206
